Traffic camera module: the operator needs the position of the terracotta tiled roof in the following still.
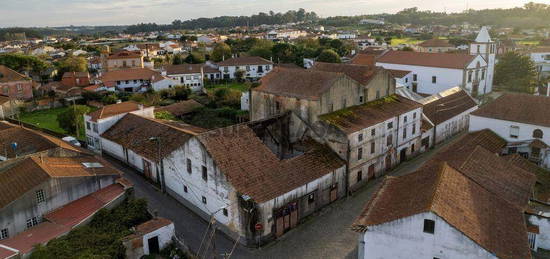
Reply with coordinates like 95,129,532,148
471,93,550,127
254,67,346,100
0,65,30,83
165,64,203,75
0,246,17,258
387,69,411,78
0,127,60,159
127,217,173,239
311,62,379,86
62,72,89,79
44,183,125,227
100,68,165,84
352,162,531,259
0,183,126,255
436,129,506,156
319,95,422,134
101,113,195,162
217,56,273,66
0,155,119,209
421,88,478,124
107,50,142,60
197,124,345,203
418,38,454,48
0,95,10,105
155,99,204,117
87,101,146,122
350,54,376,66
504,154,550,203
377,50,476,69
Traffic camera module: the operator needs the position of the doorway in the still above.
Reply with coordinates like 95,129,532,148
147,236,160,254
400,148,407,163
385,155,392,171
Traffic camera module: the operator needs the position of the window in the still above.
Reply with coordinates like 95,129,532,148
342,98,347,108
186,159,192,174
412,123,416,135
405,78,408,83
413,74,417,81
359,96,364,103
508,147,518,154
411,144,415,153
510,126,519,139
533,129,543,139
26,217,39,229
468,71,472,83
202,196,207,204
476,45,480,53
371,129,375,136
246,65,250,71
86,121,91,130
387,134,393,146
413,112,417,119
223,208,228,217
202,166,208,182
423,219,435,234
376,90,380,99
432,76,437,84
308,193,315,204
0,228,8,240
125,80,129,84
357,148,363,160
387,122,393,129
403,128,407,139
403,116,407,123
356,170,363,182
183,185,188,193
370,142,375,154
92,123,98,133
36,189,45,203
481,69,486,80
358,133,363,142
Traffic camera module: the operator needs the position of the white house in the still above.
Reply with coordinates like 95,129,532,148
217,56,273,80
376,50,489,96
352,161,532,259
526,47,550,79
123,217,175,258
164,64,220,92
100,68,178,93
469,93,550,169
84,101,155,152
419,87,478,144
162,121,346,246
319,95,423,191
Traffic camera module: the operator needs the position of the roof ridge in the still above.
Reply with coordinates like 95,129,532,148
427,162,448,211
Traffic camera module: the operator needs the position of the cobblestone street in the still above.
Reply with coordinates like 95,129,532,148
109,137,454,259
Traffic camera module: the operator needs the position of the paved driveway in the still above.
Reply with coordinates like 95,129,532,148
107,137,453,259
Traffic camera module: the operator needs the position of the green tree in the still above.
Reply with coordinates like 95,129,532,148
272,43,298,64
0,53,50,75
56,56,88,79
172,54,184,65
494,51,538,93
184,52,205,64
211,42,232,62
155,111,177,120
317,49,341,63
57,105,91,136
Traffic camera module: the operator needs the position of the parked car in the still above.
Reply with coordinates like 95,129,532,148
62,136,81,147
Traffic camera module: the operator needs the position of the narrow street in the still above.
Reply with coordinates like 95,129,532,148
106,137,455,259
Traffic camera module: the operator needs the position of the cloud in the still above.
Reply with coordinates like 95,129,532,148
0,0,532,27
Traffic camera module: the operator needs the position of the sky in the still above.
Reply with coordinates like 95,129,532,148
0,0,544,27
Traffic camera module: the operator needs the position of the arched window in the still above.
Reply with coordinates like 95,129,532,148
533,129,543,139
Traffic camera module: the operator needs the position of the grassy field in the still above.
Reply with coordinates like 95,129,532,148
205,82,249,92
518,40,540,46
20,106,94,140
391,38,422,46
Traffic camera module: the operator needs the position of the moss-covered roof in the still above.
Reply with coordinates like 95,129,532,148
319,95,421,134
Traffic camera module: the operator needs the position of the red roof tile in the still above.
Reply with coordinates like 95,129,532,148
311,62,379,86
377,50,476,69
421,88,478,124
217,56,273,66
87,101,146,122
0,222,71,254
0,65,30,83
418,38,454,48
471,93,550,127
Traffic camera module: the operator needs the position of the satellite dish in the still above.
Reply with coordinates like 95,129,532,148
11,142,17,151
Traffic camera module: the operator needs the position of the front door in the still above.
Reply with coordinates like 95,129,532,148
368,164,375,180
412,83,418,92
400,148,407,163
147,236,160,254
385,155,392,171
143,159,152,179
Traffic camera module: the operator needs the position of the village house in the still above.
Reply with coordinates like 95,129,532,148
352,129,537,259
469,93,550,169
250,68,365,133
100,68,178,93
416,38,456,53
104,50,144,72
419,87,478,144
318,95,423,191
161,119,346,246
100,113,205,184
0,96,22,120
525,47,550,79
123,217,175,258
163,64,220,92
84,101,155,152
376,50,489,96
0,65,34,100
217,56,273,80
